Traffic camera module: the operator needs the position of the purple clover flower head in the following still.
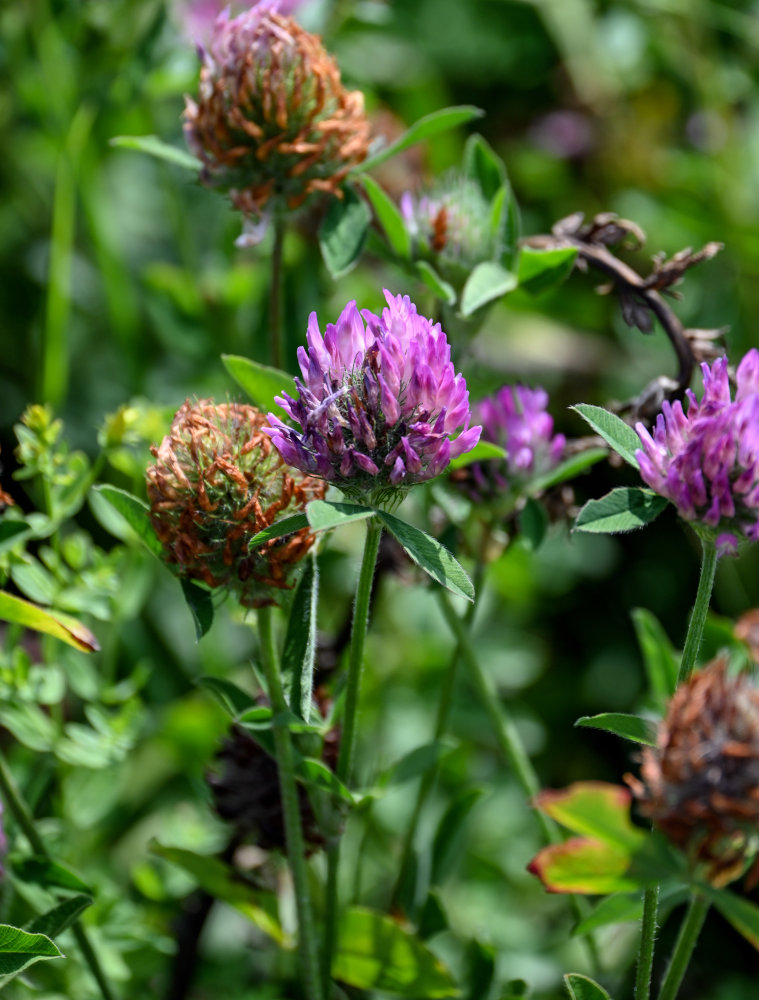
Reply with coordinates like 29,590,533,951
455,385,565,505
636,350,759,556
178,0,306,46
265,291,481,505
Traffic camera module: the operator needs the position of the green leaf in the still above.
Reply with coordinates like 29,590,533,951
459,261,517,317
447,440,508,471
0,590,99,653
494,184,521,273
534,782,644,851
180,579,214,640
575,713,658,747
92,485,163,559
519,498,548,551
574,487,669,534
564,974,613,1000
197,676,255,718
528,447,608,494
151,843,286,944
296,757,354,805
282,554,318,721
705,885,759,951
306,500,375,533
377,510,474,602
528,838,641,895
573,885,688,936
0,521,31,554
631,608,679,704
0,924,62,981
248,513,309,548
380,741,455,787
12,857,91,894
517,246,577,295
0,704,56,751
333,906,457,997
416,261,456,305
463,133,506,201
571,404,642,469
221,354,292,413
419,891,449,940
431,787,484,883
26,895,93,939
463,938,496,1000
109,134,201,171
358,174,411,258
319,185,371,278
357,105,484,173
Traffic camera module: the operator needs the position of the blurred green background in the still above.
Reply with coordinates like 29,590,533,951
1,0,759,997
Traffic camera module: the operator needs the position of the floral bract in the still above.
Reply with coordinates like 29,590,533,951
184,8,370,222
453,384,565,505
636,350,759,555
146,400,324,607
265,291,481,505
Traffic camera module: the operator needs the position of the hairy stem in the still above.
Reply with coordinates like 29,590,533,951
257,606,324,1000
0,751,116,1000
635,885,660,1000
657,895,709,1000
678,538,718,685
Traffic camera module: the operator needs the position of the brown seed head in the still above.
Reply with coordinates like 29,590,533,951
627,659,759,887
146,399,325,608
184,10,370,218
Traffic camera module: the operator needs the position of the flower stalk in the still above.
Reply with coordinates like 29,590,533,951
677,537,718,685
657,895,709,1000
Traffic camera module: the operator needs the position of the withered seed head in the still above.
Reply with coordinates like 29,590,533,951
146,399,325,608
184,9,370,220
628,659,759,887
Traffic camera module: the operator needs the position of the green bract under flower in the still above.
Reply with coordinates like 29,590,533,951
146,399,324,608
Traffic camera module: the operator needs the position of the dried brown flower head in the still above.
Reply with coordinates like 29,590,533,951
627,659,759,887
183,9,370,221
146,399,325,608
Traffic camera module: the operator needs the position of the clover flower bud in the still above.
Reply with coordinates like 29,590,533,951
184,8,370,224
265,290,481,506
628,660,759,887
635,350,759,556
453,384,565,506
146,399,324,608
400,173,496,287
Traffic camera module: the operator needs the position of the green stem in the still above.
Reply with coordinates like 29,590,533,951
0,752,116,1000
323,516,383,996
257,607,324,1000
656,895,709,1000
677,538,718,685
635,885,660,1000
269,217,286,369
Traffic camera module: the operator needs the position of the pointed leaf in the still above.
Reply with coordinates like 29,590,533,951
180,578,214,640
377,510,474,601
573,884,688,936
575,713,658,747
319,185,371,278
381,741,455,787
463,938,496,1000
571,404,642,469
0,591,99,653
358,175,411,258
282,554,318,720
431,787,484,883
519,498,548,550
26,895,93,939
0,924,62,980
706,886,759,951
459,261,517,317
564,974,612,1000
197,676,255,718
248,513,309,548
416,261,456,305
333,906,457,997
109,134,201,171
93,485,163,558
574,488,669,534
534,782,644,851
631,608,679,703
419,891,449,940
517,245,577,295
12,857,91,894
357,105,484,173
463,134,506,200
296,757,354,805
306,500,375,532
448,440,507,471
528,447,608,493
528,837,640,895
221,354,292,413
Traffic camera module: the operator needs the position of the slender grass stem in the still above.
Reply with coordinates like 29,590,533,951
269,217,286,369
257,606,324,1000
678,538,718,685
656,895,709,1000
635,885,660,1000
0,751,116,1000
323,516,383,996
